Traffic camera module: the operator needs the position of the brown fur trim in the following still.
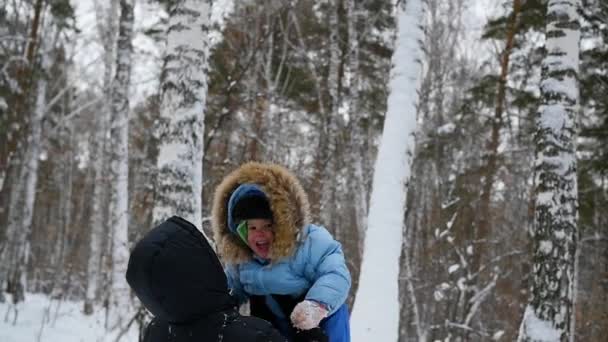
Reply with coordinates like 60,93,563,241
211,162,311,264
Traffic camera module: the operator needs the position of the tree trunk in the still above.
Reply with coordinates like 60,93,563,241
2,75,46,304
518,1,581,341
0,0,43,192
351,0,424,340
473,0,522,276
85,0,119,315
107,0,135,330
153,0,213,232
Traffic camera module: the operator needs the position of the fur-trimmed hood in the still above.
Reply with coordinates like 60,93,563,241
211,162,311,264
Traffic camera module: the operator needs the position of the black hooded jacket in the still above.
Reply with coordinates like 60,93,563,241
126,216,286,342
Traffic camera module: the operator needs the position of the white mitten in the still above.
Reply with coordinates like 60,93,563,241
290,300,328,330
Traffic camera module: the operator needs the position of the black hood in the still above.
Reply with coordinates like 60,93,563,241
126,216,235,324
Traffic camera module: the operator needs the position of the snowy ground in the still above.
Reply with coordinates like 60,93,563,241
0,294,138,342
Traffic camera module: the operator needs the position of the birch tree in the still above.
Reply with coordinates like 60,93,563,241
153,0,213,230
84,0,119,315
0,75,46,308
350,0,424,340
107,0,135,329
0,0,46,305
0,0,43,192
518,1,581,341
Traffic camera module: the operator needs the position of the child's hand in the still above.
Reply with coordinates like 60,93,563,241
290,300,328,330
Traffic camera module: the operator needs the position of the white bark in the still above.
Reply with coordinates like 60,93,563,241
153,0,213,232
24,82,45,223
518,1,581,341
84,114,108,313
0,75,46,304
18,77,46,298
85,0,119,314
107,0,134,329
351,0,424,341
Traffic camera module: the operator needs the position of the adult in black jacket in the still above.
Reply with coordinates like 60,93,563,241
126,216,286,342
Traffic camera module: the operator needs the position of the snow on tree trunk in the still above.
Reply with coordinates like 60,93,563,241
0,75,46,305
0,160,22,303
0,0,43,196
16,77,45,301
517,1,581,341
153,0,212,231
85,0,119,315
350,0,424,341
107,0,134,329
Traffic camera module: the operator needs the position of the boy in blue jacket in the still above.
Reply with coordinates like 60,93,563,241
211,162,351,342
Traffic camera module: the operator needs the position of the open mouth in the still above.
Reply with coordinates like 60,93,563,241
254,241,270,253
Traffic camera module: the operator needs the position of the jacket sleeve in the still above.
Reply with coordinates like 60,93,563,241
299,226,351,315
225,265,248,305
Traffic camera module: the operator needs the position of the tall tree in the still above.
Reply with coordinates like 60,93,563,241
518,0,581,341
350,0,424,340
344,0,369,240
576,0,608,339
85,0,120,315
153,0,213,231
107,0,135,330
473,0,522,280
0,0,43,192
0,74,46,307
0,0,55,305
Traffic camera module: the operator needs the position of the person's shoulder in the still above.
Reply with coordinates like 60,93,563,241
302,224,333,241
296,224,339,256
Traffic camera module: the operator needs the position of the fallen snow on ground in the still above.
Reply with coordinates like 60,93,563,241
0,293,138,342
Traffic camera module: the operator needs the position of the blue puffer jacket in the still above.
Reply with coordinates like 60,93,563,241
226,224,351,314
211,162,352,342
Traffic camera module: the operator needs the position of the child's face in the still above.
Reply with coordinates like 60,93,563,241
247,218,274,259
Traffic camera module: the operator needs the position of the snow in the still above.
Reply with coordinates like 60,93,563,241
209,0,235,47
290,300,327,330
0,293,139,342
536,191,554,207
540,77,579,103
466,245,474,255
433,289,446,301
519,305,563,341
437,122,455,135
434,283,451,302
350,0,423,341
448,264,460,274
538,104,571,133
554,230,566,240
539,240,553,255
492,330,505,340
446,212,457,230
457,277,467,291
441,197,459,209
